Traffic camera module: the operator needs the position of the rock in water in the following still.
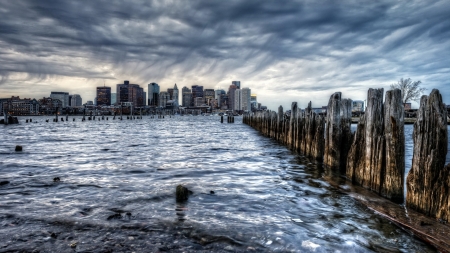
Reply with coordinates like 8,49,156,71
176,185,189,202
15,145,22,152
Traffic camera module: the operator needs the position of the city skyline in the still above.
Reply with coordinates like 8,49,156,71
0,1,449,110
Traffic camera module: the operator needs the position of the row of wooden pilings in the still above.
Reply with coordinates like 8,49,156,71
243,88,449,222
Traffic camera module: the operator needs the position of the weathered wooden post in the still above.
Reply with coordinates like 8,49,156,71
382,89,405,202
347,88,406,203
324,92,353,173
406,89,449,221
278,106,283,142
288,102,298,149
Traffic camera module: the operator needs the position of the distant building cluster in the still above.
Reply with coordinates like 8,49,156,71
1,80,268,116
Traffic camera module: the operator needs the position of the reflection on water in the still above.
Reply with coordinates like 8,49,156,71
0,116,442,252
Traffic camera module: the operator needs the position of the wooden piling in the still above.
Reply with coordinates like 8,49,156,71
406,89,449,221
382,89,405,202
347,88,405,203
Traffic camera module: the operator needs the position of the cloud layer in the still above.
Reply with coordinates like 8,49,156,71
0,0,449,109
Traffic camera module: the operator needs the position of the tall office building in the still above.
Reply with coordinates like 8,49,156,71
250,94,257,111
191,85,204,104
111,93,117,105
159,92,170,108
241,88,251,112
215,89,225,108
204,89,215,106
234,89,242,112
232,81,241,89
96,86,111,106
173,84,179,104
70,94,82,107
182,86,192,107
227,84,238,111
116,80,145,107
148,82,160,106
50,92,69,108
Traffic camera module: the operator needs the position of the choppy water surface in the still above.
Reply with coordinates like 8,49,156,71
0,116,447,253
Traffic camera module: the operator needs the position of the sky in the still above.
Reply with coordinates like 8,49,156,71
0,0,449,110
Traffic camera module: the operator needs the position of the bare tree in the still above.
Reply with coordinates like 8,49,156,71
390,78,426,103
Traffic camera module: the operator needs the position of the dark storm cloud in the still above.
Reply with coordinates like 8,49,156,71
0,0,449,108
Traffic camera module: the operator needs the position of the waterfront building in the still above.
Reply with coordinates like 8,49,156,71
192,85,204,105
38,97,63,115
2,96,40,116
116,80,145,107
96,86,111,106
173,84,179,105
228,84,238,111
215,89,225,108
234,89,242,112
241,88,251,112
0,98,9,115
111,93,116,105
251,94,257,111
194,97,204,107
50,92,69,108
148,82,160,106
70,94,82,107
182,87,192,107
159,91,170,108
204,89,215,107
220,94,228,110
232,81,241,89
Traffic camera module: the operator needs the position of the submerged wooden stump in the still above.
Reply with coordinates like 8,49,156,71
406,89,449,221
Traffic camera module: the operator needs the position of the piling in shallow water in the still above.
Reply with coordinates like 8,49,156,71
406,89,449,221
324,92,353,173
346,88,405,203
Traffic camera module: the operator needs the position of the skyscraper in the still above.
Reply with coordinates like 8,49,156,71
182,86,192,107
241,88,251,112
116,80,145,107
234,89,242,112
96,86,111,106
111,93,117,105
232,81,241,89
204,89,215,106
227,84,238,111
215,89,225,108
191,85,204,105
148,83,160,106
173,83,179,105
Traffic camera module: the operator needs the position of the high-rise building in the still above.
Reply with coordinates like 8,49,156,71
50,92,69,108
204,89,215,106
234,89,242,112
148,83,160,106
191,85,204,104
111,93,117,105
241,88,251,112
96,86,111,106
182,86,192,107
232,81,241,89
251,94,257,111
116,80,145,107
215,89,225,108
71,94,82,107
173,84,179,105
159,92,170,108
227,84,238,111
